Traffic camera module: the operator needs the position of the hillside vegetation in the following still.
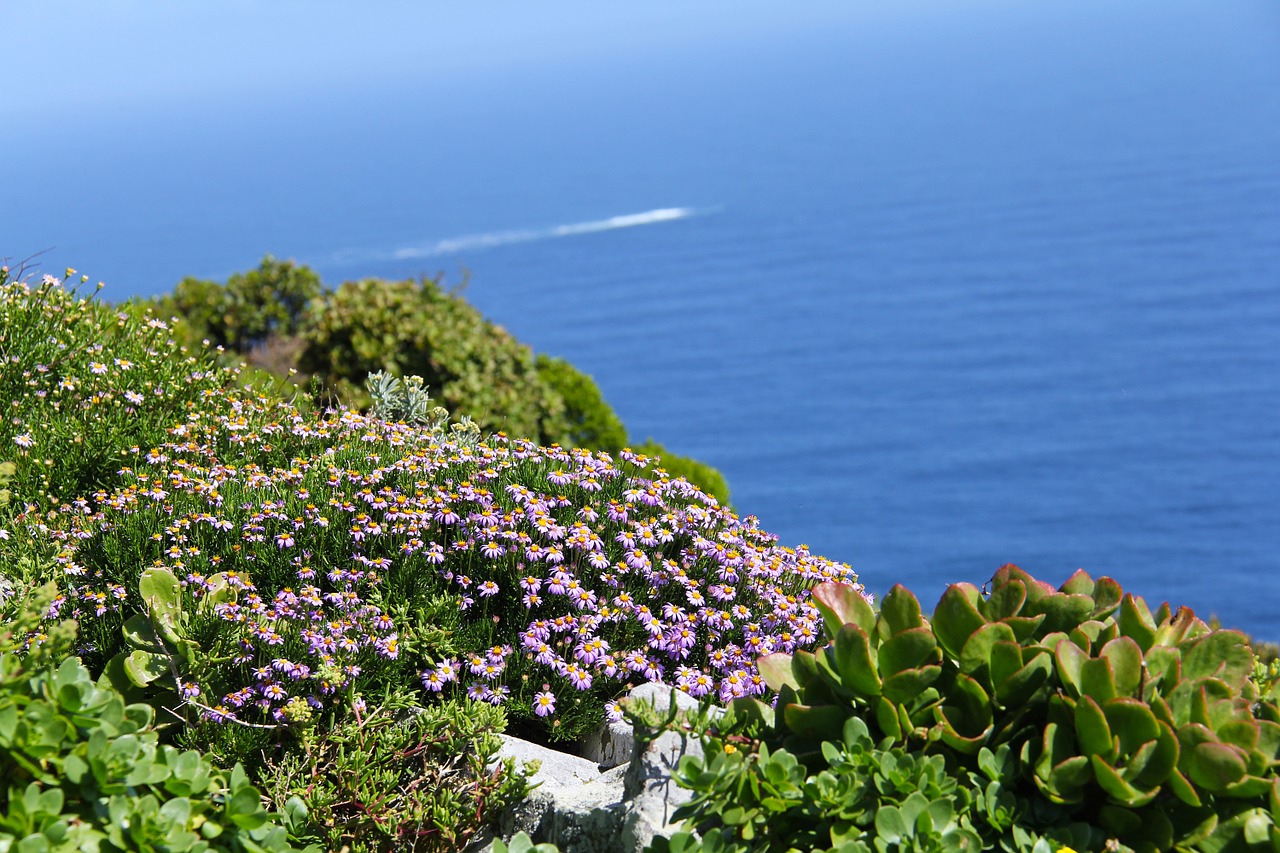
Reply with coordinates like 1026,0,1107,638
4,264,1280,853
146,257,728,505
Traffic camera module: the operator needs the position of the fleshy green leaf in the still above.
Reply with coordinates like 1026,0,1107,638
932,584,987,660
878,627,938,677
880,584,924,636
811,581,875,636
757,653,798,693
831,624,881,698
1074,695,1116,763
1099,636,1143,698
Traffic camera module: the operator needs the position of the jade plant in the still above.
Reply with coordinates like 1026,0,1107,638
664,565,1280,852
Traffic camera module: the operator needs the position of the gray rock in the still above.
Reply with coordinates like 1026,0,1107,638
494,734,604,791
620,726,704,851
477,684,717,853
580,682,706,769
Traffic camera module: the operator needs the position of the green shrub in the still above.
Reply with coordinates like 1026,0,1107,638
150,256,322,353
661,566,1280,852
0,266,229,509
297,276,568,443
256,689,532,853
142,261,732,495
634,439,730,507
0,584,305,852
535,355,628,453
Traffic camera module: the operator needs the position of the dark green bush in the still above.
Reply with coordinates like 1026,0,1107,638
661,566,1280,852
0,584,305,852
297,276,568,442
535,354,628,453
138,261,732,495
150,256,322,353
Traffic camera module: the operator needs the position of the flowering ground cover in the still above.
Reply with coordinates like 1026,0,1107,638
41,388,865,742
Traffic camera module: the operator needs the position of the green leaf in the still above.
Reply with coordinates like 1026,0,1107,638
988,641,1023,689
139,567,182,625
1101,698,1160,758
1217,719,1259,754
875,805,908,842
757,653,798,692
1046,756,1092,803
16,836,51,853
984,578,1027,621
1059,569,1095,596
1079,657,1118,703
882,666,942,705
932,584,987,660
726,697,774,732
1187,742,1248,792
811,581,876,636
159,797,192,828
782,704,847,744
831,624,881,698
1118,594,1157,652
121,614,164,653
1152,606,1197,648
1182,631,1252,689
1054,638,1088,697
958,621,1016,684
1091,755,1157,807
996,650,1053,708
880,584,924,636
1167,767,1201,806
1028,592,1095,635
1099,637,1143,698
226,786,268,831
791,649,819,687
935,674,993,754
1090,577,1124,615
875,696,903,741
1074,695,1116,763
123,650,169,687
879,627,938,677
1001,614,1047,643
0,705,21,749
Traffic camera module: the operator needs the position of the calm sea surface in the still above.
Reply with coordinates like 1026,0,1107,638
4,1,1279,636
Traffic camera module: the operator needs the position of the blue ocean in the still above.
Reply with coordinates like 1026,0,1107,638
4,1,1278,637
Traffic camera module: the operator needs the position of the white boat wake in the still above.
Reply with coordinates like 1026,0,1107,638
330,207,702,265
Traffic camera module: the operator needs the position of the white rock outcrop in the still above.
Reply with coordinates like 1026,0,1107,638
468,684,713,853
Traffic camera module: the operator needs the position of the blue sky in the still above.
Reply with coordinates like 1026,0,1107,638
6,1,912,117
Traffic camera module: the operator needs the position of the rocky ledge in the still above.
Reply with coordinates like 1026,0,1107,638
466,683,715,853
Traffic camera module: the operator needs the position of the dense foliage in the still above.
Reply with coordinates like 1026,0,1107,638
145,258,729,502
659,567,1280,852
152,257,322,354
0,584,305,852
0,267,228,509
43,381,858,747
296,275,566,442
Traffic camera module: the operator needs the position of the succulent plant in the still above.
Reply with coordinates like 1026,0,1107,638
744,565,1280,851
